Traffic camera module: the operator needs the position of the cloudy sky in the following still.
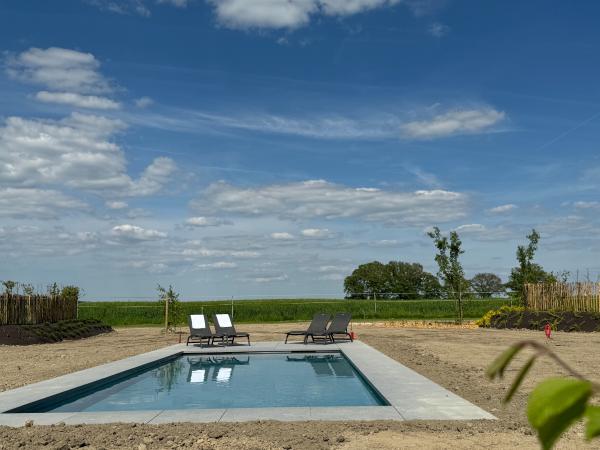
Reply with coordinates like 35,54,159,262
1,0,600,299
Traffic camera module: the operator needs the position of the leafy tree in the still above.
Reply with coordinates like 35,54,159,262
506,229,554,305
60,286,80,303
22,284,35,296
427,226,469,322
157,284,182,330
384,261,442,299
420,271,444,299
2,280,16,295
343,261,388,298
47,282,60,298
470,273,504,298
344,261,441,299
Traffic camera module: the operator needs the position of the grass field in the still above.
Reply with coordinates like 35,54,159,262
78,298,511,326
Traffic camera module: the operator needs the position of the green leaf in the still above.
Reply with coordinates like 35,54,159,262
586,406,600,440
504,356,535,404
527,378,592,450
486,344,522,380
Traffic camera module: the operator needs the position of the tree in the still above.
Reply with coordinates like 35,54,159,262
22,284,35,296
2,280,16,295
427,226,469,322
343,261,441,299
343,261,388,298
47,282,60,298
470,273,504,298
157,284,182,331
506,229,554,306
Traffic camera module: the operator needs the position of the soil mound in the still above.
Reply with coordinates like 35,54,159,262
487,309,600,332
0,319,112,345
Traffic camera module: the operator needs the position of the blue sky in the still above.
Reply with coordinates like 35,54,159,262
1,0,600,299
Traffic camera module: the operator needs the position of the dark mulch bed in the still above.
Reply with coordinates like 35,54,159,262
490,310,600,332
0,319,113,345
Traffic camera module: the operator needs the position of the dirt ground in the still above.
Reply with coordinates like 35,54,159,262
1,322,599,449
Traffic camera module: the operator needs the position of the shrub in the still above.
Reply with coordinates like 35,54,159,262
476,305,524,327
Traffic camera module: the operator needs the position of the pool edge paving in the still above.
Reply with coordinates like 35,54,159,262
0,340,495,425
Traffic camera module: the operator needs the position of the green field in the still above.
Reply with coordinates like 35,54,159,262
78,298,510,326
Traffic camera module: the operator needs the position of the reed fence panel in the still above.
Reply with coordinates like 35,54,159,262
525,282,600,313
0,294,78,325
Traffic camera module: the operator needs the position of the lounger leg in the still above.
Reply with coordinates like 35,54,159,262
247,335,250,346
285,334,289,344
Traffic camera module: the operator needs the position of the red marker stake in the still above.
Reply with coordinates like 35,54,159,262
544,323,552,340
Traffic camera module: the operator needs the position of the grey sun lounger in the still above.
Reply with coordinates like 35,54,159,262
212,313,250,346
186,314,223,346
284,313,330,344
306,312,353,343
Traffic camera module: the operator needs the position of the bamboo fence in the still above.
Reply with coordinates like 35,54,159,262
0,294,78,325
525,282,600,313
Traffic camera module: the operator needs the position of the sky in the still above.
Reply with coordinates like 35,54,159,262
1,0,600,300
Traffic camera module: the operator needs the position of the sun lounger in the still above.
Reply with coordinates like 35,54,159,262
327,313,353,342
186,314,223,346
306,312,353,343
284,313,331,344
212,313,250,346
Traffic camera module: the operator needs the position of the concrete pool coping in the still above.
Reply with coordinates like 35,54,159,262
0,340,495,426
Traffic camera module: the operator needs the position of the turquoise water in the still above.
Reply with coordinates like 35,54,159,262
31,353,386,412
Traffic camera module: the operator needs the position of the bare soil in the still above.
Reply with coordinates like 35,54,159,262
0,322,598,449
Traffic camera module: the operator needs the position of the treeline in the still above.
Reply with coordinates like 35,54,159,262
1,280,80,302
344,229,565,303
344,261,504,299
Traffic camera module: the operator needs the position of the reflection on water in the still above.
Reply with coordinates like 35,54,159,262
155,358,185,392
286,354,354,378
41,353,384,412
187,355,250,385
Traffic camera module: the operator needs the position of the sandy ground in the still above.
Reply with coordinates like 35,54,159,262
0,322,599,449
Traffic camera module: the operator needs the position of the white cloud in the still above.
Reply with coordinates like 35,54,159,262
134,96,154,108
574,201,600,210
185,216,232,227
197,261,237,269
84,0,151,17
207,0,401,30
369,239,401,247
270,232,295,240
488,204,517,214
110,224,167,241
455,223,487,234
149,106,504,141
129,157,177,196
230,250,261,258
105,200,128,210
401,108,505,139
0,113,175,197
0,188,87,219
428,22,449,37
7,47,113,94
158,0,189,6
192,179,468,226
35,91,120,110
453,223,515,241
253,274,289,283
301,228,333,238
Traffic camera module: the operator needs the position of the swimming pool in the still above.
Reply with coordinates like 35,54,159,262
0,341,496,424
15,353,386,412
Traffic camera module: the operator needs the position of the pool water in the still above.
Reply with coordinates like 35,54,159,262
29,353,386,412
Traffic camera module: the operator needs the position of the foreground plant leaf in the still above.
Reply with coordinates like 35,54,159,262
504,356,535,403
586,406,600,440
486,344,522,379
527,378,592,450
